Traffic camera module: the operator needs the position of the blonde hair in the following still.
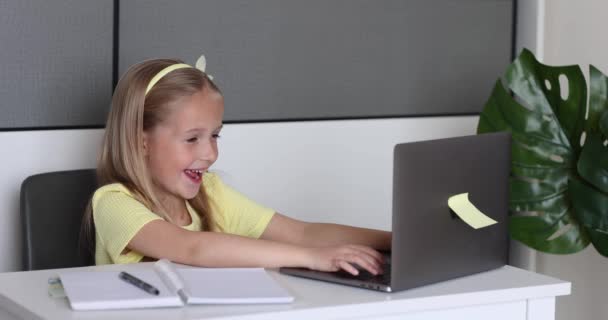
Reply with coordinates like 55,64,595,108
80,58,221,256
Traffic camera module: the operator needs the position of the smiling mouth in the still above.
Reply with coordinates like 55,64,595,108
184,169,204,183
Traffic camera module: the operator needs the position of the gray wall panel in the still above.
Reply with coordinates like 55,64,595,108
0,0,113,129
120,0,512,121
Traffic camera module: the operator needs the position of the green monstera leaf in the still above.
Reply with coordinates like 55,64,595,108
477,49,608,256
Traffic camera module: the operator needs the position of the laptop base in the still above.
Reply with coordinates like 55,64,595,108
279,267,392,292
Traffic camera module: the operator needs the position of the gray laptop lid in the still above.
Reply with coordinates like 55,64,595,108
279,132,511,292
390,132,511,291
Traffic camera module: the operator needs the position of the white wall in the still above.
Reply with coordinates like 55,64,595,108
0,116,478,272
508,0,544,273
0,130,102,272
532,1,608,319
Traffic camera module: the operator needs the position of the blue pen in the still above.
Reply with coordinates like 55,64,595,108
119,271,160,295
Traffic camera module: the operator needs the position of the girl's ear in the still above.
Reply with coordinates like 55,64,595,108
142,132,149,156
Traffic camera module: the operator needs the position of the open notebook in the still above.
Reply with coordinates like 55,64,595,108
58,259,294,311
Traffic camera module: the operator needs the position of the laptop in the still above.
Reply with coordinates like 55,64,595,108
279,132,511,292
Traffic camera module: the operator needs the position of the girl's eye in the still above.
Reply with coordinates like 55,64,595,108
186,137,198,143
212,134,221,139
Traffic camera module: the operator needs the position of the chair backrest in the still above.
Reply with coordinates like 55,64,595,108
20,169,97,270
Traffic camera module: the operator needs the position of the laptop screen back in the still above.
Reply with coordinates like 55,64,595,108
390,132,511,291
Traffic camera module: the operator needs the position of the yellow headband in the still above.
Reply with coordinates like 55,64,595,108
144,55,213,95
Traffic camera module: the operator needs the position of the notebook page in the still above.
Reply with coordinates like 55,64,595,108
59,270,183,311
178,268,294,304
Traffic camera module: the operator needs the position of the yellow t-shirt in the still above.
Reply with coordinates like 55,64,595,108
92,172,275,265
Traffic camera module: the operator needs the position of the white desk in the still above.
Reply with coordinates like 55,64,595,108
0,264,569,320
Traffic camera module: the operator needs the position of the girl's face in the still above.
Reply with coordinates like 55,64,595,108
144,89,224,206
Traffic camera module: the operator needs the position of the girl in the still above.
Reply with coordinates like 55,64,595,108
81,56,391,276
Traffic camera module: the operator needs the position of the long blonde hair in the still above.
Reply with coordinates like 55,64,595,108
80,58,221,256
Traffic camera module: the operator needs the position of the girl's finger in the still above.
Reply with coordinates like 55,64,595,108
349,245,384,265
346,247,384,273
343,253,380,275
337,260,359,276
354,252,381,274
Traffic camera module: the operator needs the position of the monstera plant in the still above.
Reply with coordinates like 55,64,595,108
477,49,608,256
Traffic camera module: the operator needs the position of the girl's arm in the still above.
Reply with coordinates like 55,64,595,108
128,219,384,275
260,213,392,250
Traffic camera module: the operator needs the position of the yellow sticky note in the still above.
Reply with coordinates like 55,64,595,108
447,193,497,229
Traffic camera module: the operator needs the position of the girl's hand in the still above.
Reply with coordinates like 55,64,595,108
306,245,385,276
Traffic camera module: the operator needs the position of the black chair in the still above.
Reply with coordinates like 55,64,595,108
20,169,97,270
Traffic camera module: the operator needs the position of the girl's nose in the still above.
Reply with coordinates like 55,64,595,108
199,140,218,162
